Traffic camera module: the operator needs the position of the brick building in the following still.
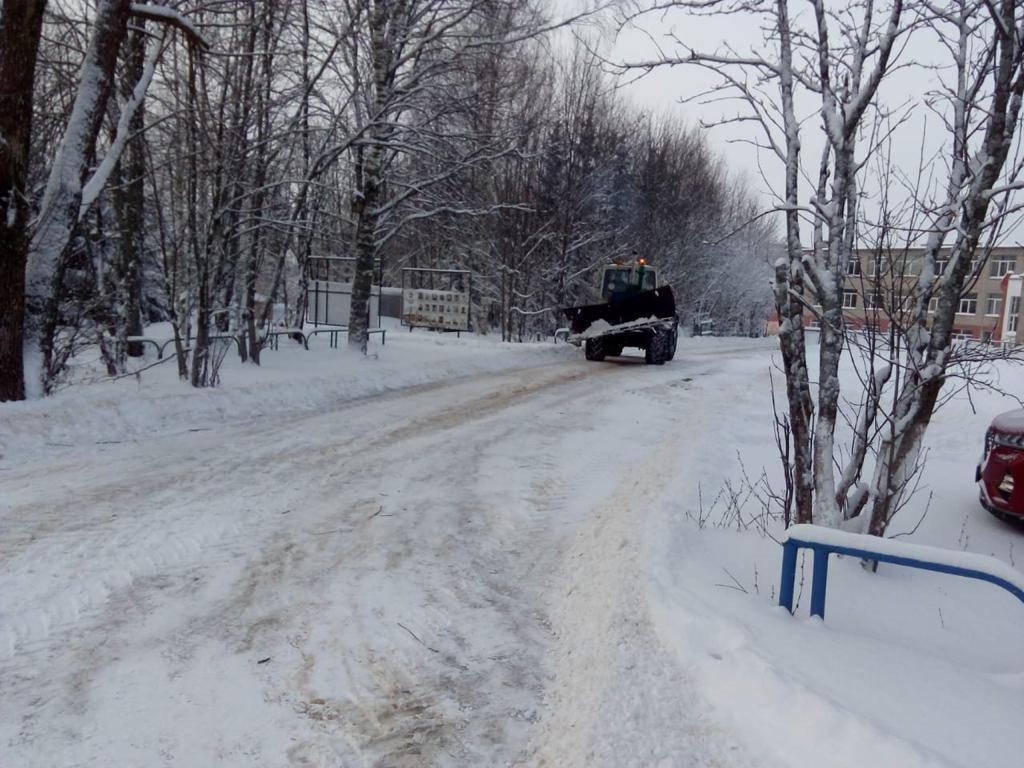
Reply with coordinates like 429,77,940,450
768,247,1024,345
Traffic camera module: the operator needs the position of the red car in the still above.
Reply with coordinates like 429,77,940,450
978,409,1024,525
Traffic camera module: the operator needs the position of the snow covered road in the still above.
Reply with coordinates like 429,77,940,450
1,341,772,767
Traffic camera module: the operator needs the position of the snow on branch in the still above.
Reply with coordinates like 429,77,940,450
129,3,209,49
80,31,164,214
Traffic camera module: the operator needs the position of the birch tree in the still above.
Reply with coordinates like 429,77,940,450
620,0,1024,535
341,0,483,350
861,0,1024,536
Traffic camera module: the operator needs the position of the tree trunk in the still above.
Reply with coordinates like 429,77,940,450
348,0,398,353
112,22,148,361
811,148,852,528
0,0,47,401
348,146,382,352
191,267,211,388
773,0,815,525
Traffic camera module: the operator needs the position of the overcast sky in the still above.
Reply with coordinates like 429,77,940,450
553,0,1024,247
562,2,784,197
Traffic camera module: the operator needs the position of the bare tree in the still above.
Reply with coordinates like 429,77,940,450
618,0,907,524
341,1,496,350
8,0,775,397
340,1,608,351
861,0,1024,535
30,0,143,390
19,1,205,393
619,0,1024,536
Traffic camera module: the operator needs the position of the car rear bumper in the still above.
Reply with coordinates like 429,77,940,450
979,485,1024,519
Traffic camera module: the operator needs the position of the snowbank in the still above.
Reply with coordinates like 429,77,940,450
0,326,571,461
647,346,1024,768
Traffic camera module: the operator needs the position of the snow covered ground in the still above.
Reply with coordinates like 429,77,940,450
1,320,568,461
646,338,1024,768
1,330,1022,767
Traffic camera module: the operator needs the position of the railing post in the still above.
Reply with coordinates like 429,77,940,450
779,540,798,613
810,547,830,619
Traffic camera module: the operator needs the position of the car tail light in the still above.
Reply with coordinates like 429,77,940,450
986,429,996,456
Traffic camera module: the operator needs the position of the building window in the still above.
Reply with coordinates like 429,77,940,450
846,258,861,276
1010,296,1021,333
928,296,939,313
986,295,1003,316
867,258,882,277
865,292,883,310
842,290,858,309
991,259,1016,278
934,258,948,276
982,330,994,343
958,293,978,315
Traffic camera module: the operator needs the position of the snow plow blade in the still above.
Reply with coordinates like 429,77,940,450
568,315,676,343
562,285,677,335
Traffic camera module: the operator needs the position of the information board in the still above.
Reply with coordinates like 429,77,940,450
401,269,471,332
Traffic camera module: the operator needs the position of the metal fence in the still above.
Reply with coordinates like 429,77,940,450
307,256,382,328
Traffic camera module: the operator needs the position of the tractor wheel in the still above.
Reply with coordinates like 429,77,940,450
585,338,607,361
645,331,669,365
665,326,678,361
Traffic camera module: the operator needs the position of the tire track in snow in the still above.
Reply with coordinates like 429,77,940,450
0,363,596,661
531,410,763,767
1,345,770,766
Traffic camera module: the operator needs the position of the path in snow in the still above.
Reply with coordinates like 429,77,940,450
0,340,773,767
